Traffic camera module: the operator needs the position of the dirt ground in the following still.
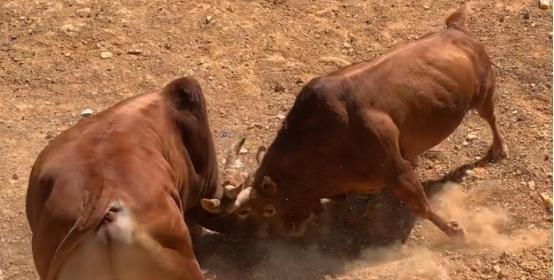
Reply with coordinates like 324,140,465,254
0,0,552,279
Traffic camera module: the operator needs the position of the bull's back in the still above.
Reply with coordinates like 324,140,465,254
344,30,488,157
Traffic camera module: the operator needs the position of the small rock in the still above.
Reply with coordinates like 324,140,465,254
273,83,285,92
528,180,536,190
493,265,501,274
1,42,11,52
61,23,78,33
80,108,94,117
12,174,18,180
248,123,263,130
295,78,304,84
467,133,478,140
76,7,92,17
205,15,213,24
127,49,142,55
342,42,352,48
319,56,351,67
423,4,430,10
462,141,469,146
219,130,230,138
539,0,552,9
276,114,286,120
500,251,510,260
45,131,55,140
100,51,113,59
239,147,248,154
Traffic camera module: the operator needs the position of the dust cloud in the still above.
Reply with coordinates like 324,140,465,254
198,183,549,280
430,183,549,251
340,183,549,280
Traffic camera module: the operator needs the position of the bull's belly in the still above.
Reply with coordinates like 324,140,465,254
399,110,467,160
57,207,181,280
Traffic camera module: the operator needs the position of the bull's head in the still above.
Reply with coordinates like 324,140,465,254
201,142,322,238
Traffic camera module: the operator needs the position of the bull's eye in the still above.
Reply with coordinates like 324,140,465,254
262,205,276,217
237,208,251,216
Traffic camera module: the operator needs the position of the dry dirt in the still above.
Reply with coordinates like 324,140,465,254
0,0,552,279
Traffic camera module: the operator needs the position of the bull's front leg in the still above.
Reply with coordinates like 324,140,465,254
388,159,464,239
361,110,463,239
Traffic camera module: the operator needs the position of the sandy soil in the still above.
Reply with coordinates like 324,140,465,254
0,0,552,279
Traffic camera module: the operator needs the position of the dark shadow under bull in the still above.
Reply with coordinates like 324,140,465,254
192,159,482,280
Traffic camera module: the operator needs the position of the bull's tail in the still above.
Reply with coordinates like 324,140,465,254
45,188,112,280
446,5,470,32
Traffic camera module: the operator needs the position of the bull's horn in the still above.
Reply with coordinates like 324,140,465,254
320,198,332,204
200,198,221,214
224,136,246,169
233,187,257,208
224,184,241,199
256,146,267,165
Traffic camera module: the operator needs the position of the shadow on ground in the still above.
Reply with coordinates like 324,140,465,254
193,159,483,280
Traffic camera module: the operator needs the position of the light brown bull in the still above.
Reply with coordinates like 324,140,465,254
202,7,507,239
26,77,242,280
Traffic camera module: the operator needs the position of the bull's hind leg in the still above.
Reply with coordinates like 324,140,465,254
361,110,464,239
477,73,508,162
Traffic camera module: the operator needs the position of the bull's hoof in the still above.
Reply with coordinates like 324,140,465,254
447,221,466,241
484,143,508,162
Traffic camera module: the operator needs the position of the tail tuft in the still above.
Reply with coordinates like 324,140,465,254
446,5,469,32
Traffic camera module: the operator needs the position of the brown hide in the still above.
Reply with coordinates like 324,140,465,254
234,8,506,239
26,77,218,280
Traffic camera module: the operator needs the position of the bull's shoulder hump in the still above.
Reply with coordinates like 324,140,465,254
161,76,207,119
294,76,346,109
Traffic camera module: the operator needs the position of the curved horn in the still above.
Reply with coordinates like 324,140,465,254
200,198,222,214
256,146,267,165
234,187,257,207
224,184,241,199
224,136,246,169
203,187,256,215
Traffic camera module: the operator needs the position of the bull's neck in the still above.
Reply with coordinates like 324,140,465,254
257,141,313,196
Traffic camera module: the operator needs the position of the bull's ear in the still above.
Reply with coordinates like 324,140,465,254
261,176,277,195
200,198,221,214
162,76,207,120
